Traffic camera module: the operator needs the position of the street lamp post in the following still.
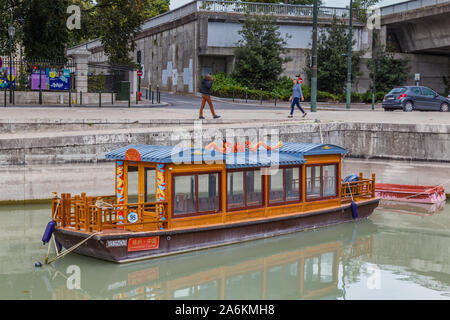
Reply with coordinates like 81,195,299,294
310,0,319,113
8,21,16,105
346,0,353,109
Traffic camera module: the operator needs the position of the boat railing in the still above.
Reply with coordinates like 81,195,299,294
341,173,376,202
52,193,168,232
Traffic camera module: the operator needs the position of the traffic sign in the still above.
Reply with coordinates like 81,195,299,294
137,70,143,77
298,77,303,84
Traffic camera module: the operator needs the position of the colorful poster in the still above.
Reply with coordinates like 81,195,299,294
0,67,15,89
49,69,71,91
31,73,47,90
31,68,70,91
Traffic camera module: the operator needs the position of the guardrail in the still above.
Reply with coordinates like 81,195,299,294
341,174,376,202
380,0,449,16
141,0,354,32
52,193,168,232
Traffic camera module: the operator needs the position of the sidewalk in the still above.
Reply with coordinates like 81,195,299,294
1,103,449,126
207,94,384,111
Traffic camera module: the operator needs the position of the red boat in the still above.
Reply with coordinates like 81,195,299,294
375,183,446,204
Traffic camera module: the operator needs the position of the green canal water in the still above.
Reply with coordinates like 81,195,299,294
0,200,449,300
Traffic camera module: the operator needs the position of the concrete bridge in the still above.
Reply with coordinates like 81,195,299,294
380,0,450,55
375,0,450,93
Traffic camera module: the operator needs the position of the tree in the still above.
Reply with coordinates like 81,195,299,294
0,0,24,56
94,0,169,66
368,43,410,93
20,0,70,61
232,14,291,91
67,0,97,48
305,16,363,95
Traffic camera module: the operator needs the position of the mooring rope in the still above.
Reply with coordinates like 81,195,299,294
402,185,441,200
94,199,114,209
45,231,102,265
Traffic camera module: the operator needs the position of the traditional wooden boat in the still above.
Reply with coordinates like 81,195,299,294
50,141,380,263
375,183,446,204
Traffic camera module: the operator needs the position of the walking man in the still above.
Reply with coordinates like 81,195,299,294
288,78,307,118
199,74,220,120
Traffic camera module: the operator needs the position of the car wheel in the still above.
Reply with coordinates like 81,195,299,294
440,103,449,112
403,101,413,112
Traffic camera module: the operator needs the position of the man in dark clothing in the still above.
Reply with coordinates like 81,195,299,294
199,74,220,119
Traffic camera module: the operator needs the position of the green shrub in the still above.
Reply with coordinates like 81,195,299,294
209,72,388,104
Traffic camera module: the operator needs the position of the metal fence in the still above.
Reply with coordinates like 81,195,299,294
380,0,449,15
197,0,352,18
141,0,354,33
0,58,76,92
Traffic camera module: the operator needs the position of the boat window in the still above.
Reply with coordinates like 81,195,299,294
173,175,197,216
268,169,284,204
227,169,264,210
246,170,263,207
323,165,337,197
127,166,139,203
144,167,156,202
173,172,221,217
269,166,302,205
286,167,300,201
198,173,219,212
227,171,245,209
306,164,338,201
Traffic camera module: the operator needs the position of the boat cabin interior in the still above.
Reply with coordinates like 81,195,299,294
52,142,376,233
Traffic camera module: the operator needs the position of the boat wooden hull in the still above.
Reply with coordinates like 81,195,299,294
54,198,380,263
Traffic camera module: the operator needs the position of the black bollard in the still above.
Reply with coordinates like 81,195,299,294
260,88,262,105
69,90,72,108
80,91,83,105
245,87,248,103
99,91,102,108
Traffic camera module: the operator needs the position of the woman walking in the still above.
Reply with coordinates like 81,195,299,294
288,79,307,118
199,74,220,120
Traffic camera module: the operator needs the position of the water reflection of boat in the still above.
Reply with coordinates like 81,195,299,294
47,220,377,300
377,199,446,216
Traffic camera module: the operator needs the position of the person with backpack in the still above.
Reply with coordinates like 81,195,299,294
288,78,307,118
199,74,220,120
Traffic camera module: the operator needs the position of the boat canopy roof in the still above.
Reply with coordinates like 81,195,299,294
105,142,346,168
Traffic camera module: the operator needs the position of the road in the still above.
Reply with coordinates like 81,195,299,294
1,92,450,126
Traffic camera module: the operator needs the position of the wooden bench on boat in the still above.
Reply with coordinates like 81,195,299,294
51,141,380,263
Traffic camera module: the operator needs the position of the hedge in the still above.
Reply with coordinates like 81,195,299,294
207,73,387,103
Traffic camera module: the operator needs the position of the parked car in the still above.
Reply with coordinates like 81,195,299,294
382,86,450,112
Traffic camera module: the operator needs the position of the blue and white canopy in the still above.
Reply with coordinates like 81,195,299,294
105,142,346,168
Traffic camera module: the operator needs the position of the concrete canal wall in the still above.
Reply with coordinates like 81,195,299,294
1,121,449,165
1,120,449,201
